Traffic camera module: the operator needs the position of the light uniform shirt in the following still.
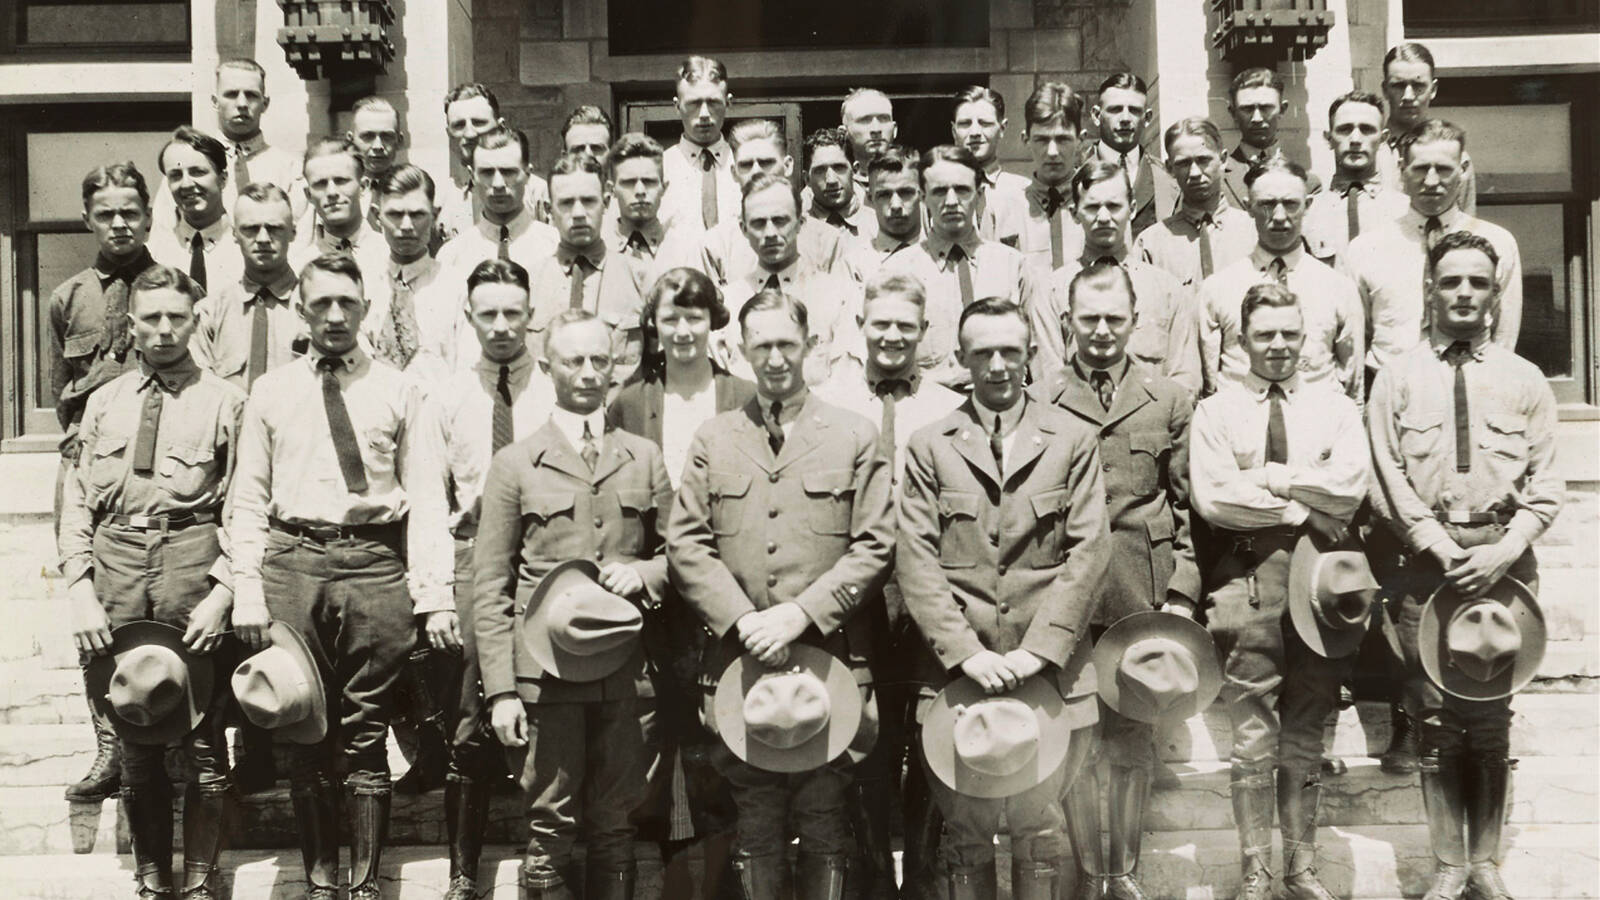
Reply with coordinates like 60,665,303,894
437,172,552,245
1014,178,1086,274
1033,252,1202,397
58,358,246,587
435,207,561,279
602,213,699,280
976,167,1034,248
722,258,860,387
191,270,303,388
661,381,719,488
806,193,878,243
1343,206,1522,372
287,217,388,276
1367,330,1562,555
1189,372,1368,531
148,213,245,290
1133,203,1258,290
1301,174,1408,267
660,137,740,244
814,368,964,481
229,349,449,613
364,254,464,386
698,215,846,289
524,241,652,385
1199,245,1364,401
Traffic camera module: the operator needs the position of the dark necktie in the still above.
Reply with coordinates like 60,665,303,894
765,400,785,456
1423,215,1444,304
231,142,252,189
580,420,599,472
188,231,207,292
1344,182,1364,242
701,149,719,230
626,230,651,258
317,357,369,493
949,244,975,307
492,364,514,454
97,248,152,361
1090,369,1113,411
763,272,781,293
1265,382,1289,465
1198,213,1215,279
568,255,591,310
989,414,1005,474
1446,341,1473,472
248,288,272,388
1269,256,1289,288
874,379,908,460
379,270,420,369
131,378,164,474
1044,187,1067,269
498,224,511,261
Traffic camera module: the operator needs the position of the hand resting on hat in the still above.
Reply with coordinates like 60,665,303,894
1303,508,1346,545
423,610,462,652
596,561,646,597
182,584,232,655
68,578,113,656
231,599,272,652
962,650,1019,695
736,603,811,667
1444,532,1529,599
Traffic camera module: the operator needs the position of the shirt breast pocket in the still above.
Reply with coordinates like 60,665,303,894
936,490,982,569
63,330,103,366
1126,431,1169,497
364,428,398,481
708,472,751,536
159,444,216,503
802,468,856,536
1026,487,1072,567
1397,416,1443,460
88,435,129,493
1480,413,1529,464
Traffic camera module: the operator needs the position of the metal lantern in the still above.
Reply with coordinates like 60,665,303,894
277,0,397,81
1210,0,1336,65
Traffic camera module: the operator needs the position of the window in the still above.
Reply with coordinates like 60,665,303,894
1403,0,1599,36
607,0,988,56
4,0,190,55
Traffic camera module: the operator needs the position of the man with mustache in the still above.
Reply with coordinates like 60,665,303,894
437,83,553,243
1377,43,1477,216
803,128,876,242
660,55,740,242
1220,68,1322,210
147,127,246,294
289,137,387,274
951,85,1030,249
1078,73,1179,241
1302,92,1407,267
1133,118,1257,290
191,183,304,390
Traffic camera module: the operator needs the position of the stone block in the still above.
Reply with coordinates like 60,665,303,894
1008,28,1082,74
991,0,1035,30
519,39,591,86
562,0,607,38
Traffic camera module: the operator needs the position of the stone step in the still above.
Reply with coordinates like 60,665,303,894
0,823,1594,899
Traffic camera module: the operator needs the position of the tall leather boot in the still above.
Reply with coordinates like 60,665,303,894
520,865,577,900
445,776,490,900
1228,769,1275,900
395,649,449,795
1381,703,1420,776
1419,754,1470,900
178,784,229,899
1464,757,1514,900
348,786,392,900
845,778,898,900
797,853,850,900
944,862,996,900
290,781,341,900
588,860,639,900
65,693,121,802
1278,767,1336,900
125,782,175,898
1064,767,1106,900
732,853,785,900
1104,766,1150,900
1011,857,1060,900
233,723,279,795
901,766,944,900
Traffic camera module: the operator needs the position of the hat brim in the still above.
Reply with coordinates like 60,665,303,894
922,677,1073,799
233,622,328,744
1092,610,1223,725
523,559,641,683
1419,577,1544,701
1287,535,1375,659
85,621,214,746
713,645,862,774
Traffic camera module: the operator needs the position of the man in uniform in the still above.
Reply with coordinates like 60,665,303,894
660,56,740,241
1220,68,1321,208
366,165,462,382
1016,82,1084,274
192,183,303,390
347,96,407,191
288,137,387,274
951,86,1029,247
803,128,876,242
1367,232,1563,900
841,145,924,284
1188,283,1369,900
1081,73,1178,241
1133,118,1257,291
1303,92,1407,267
667,289,894,900
1037,260,1197,899
1198,159,1362,402
438,83,552,241
474,309,671,900
562,105,614,163
1030,161,1200,396
148,127,245,294
61,264,245,900
228,254,445,900
436,129,561,275
896,297,1109,900
1378,43,1477,215
602,134,697,271
840,88,898,186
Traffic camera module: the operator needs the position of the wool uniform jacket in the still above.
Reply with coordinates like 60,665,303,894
1036,360,1199,625
665,392,894,689
1076,141,1181,240
472,420,673,705
895,398,1111,726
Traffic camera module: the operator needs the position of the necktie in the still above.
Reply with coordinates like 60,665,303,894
1091,369,1113,411
625,230,651,258
826,211,856,236
380,270,420,368
1118,153,1134,196
1344,182,1364,243
317,357,369,493
1265,382,1289,465
248,288,271,388
1446,341,1472,472
1423,215,1444,307
492,364,514,454
498,225,511,261
701,149,719,230
765,400,785,456
874,379,908,460
231,142,252,190
97,247,152,361
580,420,599,472
131,378,164,474
989,414,1005,474
949,244,975,307
1044,187,1067,269
1269,256,1289,288
763,272,781,293
568,255,591,310
188,231,207,292
1198,213,1215,279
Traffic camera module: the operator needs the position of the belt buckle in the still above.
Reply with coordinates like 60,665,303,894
1441,510,1472,525
127,514,156,530
310,524,344,542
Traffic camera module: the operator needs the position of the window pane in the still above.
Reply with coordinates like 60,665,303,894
608,0,989,55
22,1,188,46
32,232,104,409
1404,0,1598,32
1479,204,1574,379
26,131,174,222
1431,104,1572,196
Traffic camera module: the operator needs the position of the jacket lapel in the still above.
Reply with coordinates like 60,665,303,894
591,429,637,485
1050,371,1107,428
731,398,777,473
1101,366,1155,431
1002,399,1054,484
774,393,825,472
947,401,1002,490
530,421,591,482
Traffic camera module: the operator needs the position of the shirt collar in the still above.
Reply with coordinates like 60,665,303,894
1069,354,1129,386
176,211,231,246
312,219,367,252
478,206,533,241
925,229,982,264
139,354,202,393
682,137,731,165
1330,171,1381,196
612,214,665,250
756,387,808,423
866,365,920,397
1402,205,1466,233
808,192,862,227
1428,327,1491,360
872,227,919,255
388,254,436,286
557,239,606,270
549,403,607,449
1096,142,1141,170
754,255,803,286
227,133,267,157
310,346,367,375
476,348,534,380
1250,242,1305,272
1176,199,1227,228
1232,142,1276,166
242,268,298,302
1239,369,1301,398
972,392,1026,435
94,246,155,282
1077,246,1128,268
1026,178,1072,209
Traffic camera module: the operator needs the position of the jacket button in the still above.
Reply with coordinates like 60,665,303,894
999,603,1010,613
767,541,777,553
595,550,604,561
768,508,778,518
594,518,604,528
989,531,999,544
769,473,780,483
1102,463,1112,472
997,564,1007,575
592,484,601,494
766,574,778,587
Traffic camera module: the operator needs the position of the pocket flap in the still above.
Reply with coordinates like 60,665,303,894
802,468,855,498
1484,412,1527,435
938,491,981,519
1146,513,1175,541
91,435,129,457
1029,487,1070,519
617,488,653,512
521,491,576,518
1398,416,1442,434
708,471,751,499
164,444,215,466
1129,431,1170,455
63,331,103,358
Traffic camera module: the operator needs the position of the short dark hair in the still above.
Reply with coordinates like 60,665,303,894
474,128,530,167
298,253,365,294
466,258,530,296
1067,258,1136,313
865,144,920,185
561,105,614,141
303,136,365,178
1023,82,1082,135
1240,282,1299,332
82,162,151,211
1071,160,1130,206
1163,117,1224,156
372,164,437,203
957,296,1032,347
235,181,296,214
953,85,1005,122
444,82,500,117
1399,118,1467,162
130,264,203,309
1384,42,1436,79
1097,72,1149,98
738,289,809,333
548,151,605,183
639,267,730,378
677,55,728,87
803,127,853,169
1428,230,1499,274
605,133,665,180
1230,66,1284,99
158,126,227,182
919,144,983,186
1243,155,1309,190
1327,90,1385,124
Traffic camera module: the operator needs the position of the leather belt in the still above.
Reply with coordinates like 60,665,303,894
1436,510,1513,526
269,516,402,543
100,510,219,532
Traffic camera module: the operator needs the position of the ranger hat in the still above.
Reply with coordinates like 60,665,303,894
86,621,214,746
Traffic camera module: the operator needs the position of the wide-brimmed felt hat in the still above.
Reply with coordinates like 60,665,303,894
922,676,1073,799
523,560,644,683
713,644,862,773
232,622,327,745
1094,610,1223,725
86,621,214,746
1420,576,1544,701
1288,535,1380,659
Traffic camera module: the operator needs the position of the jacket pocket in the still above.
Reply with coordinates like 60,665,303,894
63,330,103,362
159,443,216,502
937,490,982,568
803,468,856,536
521,491,582,559
615,487,655,553
1026,487,1072,567
708,471,751,536
1126,431,1168,497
